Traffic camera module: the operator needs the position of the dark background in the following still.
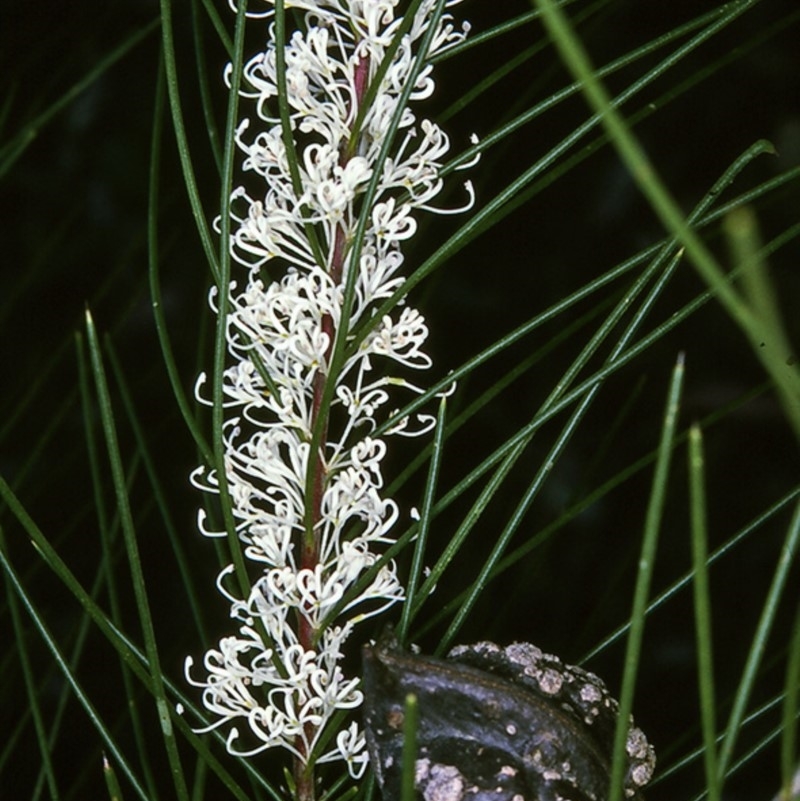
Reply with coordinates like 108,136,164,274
1,1,799,799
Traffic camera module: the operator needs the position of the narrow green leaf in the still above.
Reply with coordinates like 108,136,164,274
688,424,721,801
191,0,225,172
159,0,220,279
0,476,275,801
398,397,448,642
104,339,210,644
781,601,800,801
609,354,684,801
0,18,160,178
0,527,60,801
147,61,214,468
717,500,800,781
370,138,782,446
84,309,190,801
76,333,161,800
533,0,800,441
0,536,150,801
423,239,685,646
723,206,800,437
103,754,126,801
659,689,785,790
212,0,254,602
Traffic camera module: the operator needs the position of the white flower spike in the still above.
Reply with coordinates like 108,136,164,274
188,1,475,797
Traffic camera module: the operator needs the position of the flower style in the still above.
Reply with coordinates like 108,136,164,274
185,0,474,791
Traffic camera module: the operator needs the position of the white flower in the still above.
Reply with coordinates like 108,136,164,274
189,0,476,780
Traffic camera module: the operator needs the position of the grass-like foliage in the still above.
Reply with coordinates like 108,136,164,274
1,2,798,801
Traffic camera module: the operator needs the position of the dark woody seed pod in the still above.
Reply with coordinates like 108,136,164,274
362,630,655,801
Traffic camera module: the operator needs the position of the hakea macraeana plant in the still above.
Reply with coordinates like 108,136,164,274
184,0,475,796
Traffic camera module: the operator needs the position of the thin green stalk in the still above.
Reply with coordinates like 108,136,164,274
716,500,800,781
415,245,685,641
196,0,234,55
725,728,799,801
84,310,190,801
415,384,782,643
410,437,528,624
34,549,144,801
724,205,797,432
475,18,786,260
0,476,272,801
337,256,703,637
440,1,731,122
147,61,214,467
104,339,209,645
191,0,224,173
438,375,598,652
358,0,758,343
688,425,721,801
0,529,60,801
370,137,777,444
609,355,684,801
398,397,448,642
692,710,800,801
660,689,784,789
331,195,797,638
0,18,160,178
533,0,800,441
1,376,74,496
77,334,160,800
159,0,220,278
387,297,613,504
0,535,150,801
587,483,799,664
782,601,800,801
103,754,125,801
212,0,253,607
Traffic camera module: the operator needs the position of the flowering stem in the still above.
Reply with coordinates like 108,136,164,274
186,2,472,794
295,52,371,796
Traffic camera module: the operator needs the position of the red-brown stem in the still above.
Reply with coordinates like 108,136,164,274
294,756,316,801
292,52,372,801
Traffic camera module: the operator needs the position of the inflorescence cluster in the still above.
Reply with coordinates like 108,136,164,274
186,0,474,777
